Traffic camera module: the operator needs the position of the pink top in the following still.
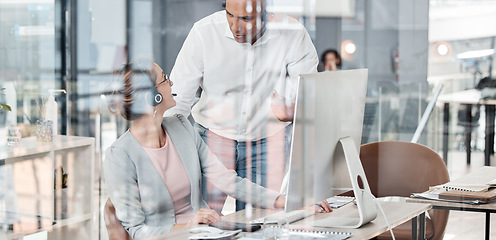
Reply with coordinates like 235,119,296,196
143,132,195,224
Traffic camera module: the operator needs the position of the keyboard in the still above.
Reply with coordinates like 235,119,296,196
249,209,315,224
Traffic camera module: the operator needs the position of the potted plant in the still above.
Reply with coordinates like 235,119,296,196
0,88,11,111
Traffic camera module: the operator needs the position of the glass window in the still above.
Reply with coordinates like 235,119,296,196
1,0,495,239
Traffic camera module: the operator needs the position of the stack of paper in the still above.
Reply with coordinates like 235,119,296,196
438,190,496,204
412,168,496,204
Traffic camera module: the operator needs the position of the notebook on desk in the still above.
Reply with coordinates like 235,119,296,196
412,167,496,204
411,188,480,204
438,190,496,204
412,184,496,204
429,174,496,192
437,184,492,192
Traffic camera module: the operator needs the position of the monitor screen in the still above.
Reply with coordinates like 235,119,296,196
285,69,368,212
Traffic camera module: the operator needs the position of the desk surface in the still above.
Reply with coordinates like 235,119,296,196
438,89,496,105
155,200,431,240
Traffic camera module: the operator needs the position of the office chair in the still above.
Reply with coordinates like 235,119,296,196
104,198,131,240
359,141,450,240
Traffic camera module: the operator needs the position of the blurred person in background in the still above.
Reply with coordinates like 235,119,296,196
318,49,341,72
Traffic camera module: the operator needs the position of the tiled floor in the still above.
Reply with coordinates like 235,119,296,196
442,150,496,240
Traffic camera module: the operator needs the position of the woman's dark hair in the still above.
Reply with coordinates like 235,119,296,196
108,62,158,121
320,49,342,68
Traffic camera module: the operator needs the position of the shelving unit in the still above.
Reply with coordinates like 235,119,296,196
1,136,97,239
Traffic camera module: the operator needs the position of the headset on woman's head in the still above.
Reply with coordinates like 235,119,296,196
122,63,163,107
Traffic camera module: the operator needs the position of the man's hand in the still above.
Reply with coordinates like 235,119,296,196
271,90,295,122
274,195,286,209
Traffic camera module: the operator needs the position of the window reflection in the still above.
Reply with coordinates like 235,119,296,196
1,0,495,239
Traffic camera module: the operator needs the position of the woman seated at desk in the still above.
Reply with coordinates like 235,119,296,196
104,61,332,239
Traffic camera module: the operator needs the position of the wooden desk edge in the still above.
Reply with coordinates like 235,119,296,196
152,201,432,240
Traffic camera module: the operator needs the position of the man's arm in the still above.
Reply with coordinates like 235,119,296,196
165,26,205,117
271,27,318,122
287,26,319,79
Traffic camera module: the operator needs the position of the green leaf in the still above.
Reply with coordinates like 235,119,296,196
0,104,11,111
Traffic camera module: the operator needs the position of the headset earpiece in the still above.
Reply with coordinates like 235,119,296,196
261,10,267,22
147,88,163,107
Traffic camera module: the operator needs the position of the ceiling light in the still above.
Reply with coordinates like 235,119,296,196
457,49,495,59
437,43,449,56
344,41,356,54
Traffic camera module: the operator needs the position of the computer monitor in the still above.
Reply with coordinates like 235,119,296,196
285,69,376,228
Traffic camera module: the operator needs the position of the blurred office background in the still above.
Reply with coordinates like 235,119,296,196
1,0,495,239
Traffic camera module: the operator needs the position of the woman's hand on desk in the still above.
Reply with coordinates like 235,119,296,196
274,195,286,209
173,208,221,230
190,208,221,225
314,200,332,213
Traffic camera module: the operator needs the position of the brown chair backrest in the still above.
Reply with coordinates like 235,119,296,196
104,198,132,240
359,141,450,240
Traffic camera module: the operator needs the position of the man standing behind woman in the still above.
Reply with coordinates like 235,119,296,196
165,0,319,212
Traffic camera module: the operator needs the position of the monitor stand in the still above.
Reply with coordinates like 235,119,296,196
311,137,377,228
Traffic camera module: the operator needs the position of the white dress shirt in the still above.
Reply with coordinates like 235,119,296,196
166,10,318,141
